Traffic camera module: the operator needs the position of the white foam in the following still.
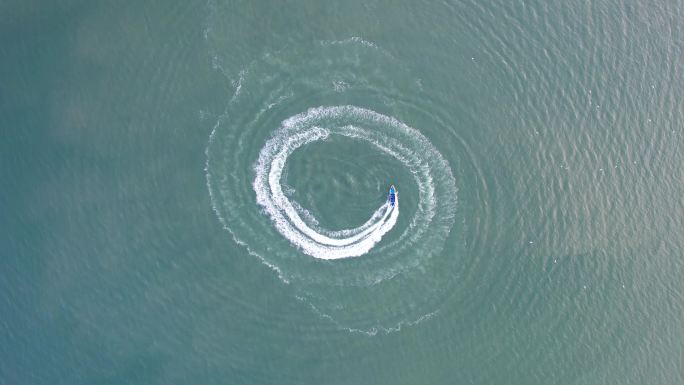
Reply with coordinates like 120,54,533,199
254,129,399,258
251,106,442,260
203,27,460,335
205,120,290,283
320,36,380,50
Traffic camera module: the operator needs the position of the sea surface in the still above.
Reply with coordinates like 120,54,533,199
1,1,682,384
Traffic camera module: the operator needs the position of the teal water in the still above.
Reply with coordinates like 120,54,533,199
2,0,683,384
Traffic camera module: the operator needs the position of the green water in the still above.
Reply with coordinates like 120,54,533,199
2,0,683,384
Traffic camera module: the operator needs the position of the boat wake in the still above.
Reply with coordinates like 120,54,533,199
254,107,413,259
204,37,460,333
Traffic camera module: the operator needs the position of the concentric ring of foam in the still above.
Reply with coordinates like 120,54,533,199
204,37,464,332
253,105,441,260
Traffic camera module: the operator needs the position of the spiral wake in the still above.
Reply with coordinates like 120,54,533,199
205,38,462,333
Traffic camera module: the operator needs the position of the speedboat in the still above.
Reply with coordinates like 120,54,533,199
388,184,397,207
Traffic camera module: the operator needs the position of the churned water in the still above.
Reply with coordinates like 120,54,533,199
1,0,682,384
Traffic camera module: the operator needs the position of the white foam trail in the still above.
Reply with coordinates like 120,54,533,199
205,120,290,283
210,103,451,263
204,34,460,334
320,36,379,50
253,106,434,259
253,109,408,259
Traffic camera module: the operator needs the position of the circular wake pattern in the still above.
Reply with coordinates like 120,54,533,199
206,39,463,333
255,106,453,260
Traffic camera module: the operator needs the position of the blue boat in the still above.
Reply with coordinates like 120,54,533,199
388,184,397,207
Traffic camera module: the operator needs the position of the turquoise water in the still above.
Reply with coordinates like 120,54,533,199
2,0,683,384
